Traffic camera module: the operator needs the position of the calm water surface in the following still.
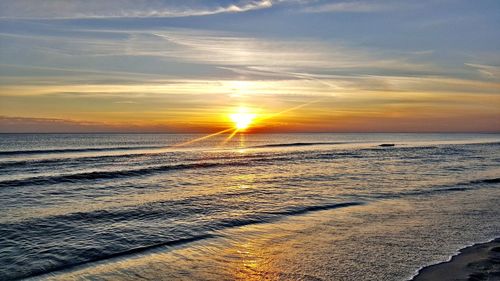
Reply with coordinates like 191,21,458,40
0,133,499,280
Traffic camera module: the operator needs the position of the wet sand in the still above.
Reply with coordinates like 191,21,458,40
412,238,500,281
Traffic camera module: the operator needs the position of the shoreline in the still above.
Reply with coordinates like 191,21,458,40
411,237,500,281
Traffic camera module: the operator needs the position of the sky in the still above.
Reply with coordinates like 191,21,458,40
0,0,499,133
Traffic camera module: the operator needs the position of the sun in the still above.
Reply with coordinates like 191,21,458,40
230,108,256,130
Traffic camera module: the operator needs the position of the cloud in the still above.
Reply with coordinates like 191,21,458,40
101,29,435,70
0,115,183,133
0,0,273,19
0,25,438,83
302,1,392,13
0,116,114,132
4,22,499,101
465,63,500,79
4,25,498,99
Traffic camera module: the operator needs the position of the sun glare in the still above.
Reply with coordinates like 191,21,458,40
230,108,256,130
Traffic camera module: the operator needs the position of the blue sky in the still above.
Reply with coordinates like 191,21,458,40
0,0,499,132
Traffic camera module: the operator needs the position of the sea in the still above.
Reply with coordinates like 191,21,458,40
0,133,499,281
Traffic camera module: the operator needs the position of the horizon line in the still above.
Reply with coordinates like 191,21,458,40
1,131,499,134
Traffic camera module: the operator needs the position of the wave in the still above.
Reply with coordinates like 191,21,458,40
217,202,364,228
2,145,497,190
266,202,363,216
2,201,362,280
366,177,500,200
2,140,498,158
0,148,284,170
1,150,361,188
362,145,438,152
463,141,500,146
251,141,348,148
5,234,215,281
0,153,140,170
404,186,472,197
0,145,167,156
0,161,237,188
469,177,500,184
0,153,313,188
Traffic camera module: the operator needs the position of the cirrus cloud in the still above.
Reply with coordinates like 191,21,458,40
0,0,273,19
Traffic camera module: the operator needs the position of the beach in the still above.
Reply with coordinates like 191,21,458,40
412,238,500,281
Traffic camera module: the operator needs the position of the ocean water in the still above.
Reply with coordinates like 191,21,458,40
0,133,499,281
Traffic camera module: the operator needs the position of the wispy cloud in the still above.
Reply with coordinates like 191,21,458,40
465,63,500,79
3,25,497,98
302,1,393,13
0,25,436,75
0,116,111,133
0,116,180,133
0,0,273,19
